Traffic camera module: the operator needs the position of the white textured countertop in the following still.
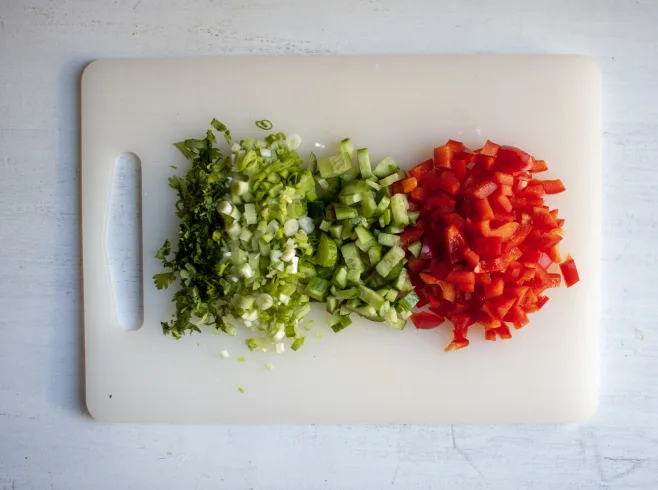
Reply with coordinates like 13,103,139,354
0,1,656,488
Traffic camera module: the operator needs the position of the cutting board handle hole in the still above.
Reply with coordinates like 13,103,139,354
105,152,144,331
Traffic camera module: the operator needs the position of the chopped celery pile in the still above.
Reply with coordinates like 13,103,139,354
153,119,316,352
309,139,420,330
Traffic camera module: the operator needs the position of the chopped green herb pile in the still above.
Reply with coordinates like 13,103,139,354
154,120,316,352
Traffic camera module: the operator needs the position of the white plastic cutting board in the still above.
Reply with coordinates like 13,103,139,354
82,55,601,423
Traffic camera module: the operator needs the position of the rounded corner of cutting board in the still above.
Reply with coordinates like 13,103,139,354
81,59,106,90
85,391,108,423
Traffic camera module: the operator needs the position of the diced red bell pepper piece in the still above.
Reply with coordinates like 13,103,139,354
428,259,450,279
502,247,523,263
440,212,467,229
424,193,456,212
492,193,513,213
509,197,544,211
503,224,532,252
559,254,580,287
505,286,529,307
516,267,537,285
480,140,500,157
445,224,468,264
437,170,461,195
452,159,467,181
419,272,441,285
473,236,503,258
484,277,504,298
539,230,563,249
437,279,456,303
548,244,561,263
473,181,498,199
476,272,492,285
494,324,513,339
445,338,470,351
400,227,424,248
534,267,562,288
408,159,434,182
450,313,474,332
476,310,501,329
390,181,404,195
515,179,529,192
446,270,475,285
504,261,523,282
499,184,514,197
531,159,548,172
456,281,475,293
476,153,496,170
406,255,427,274
532,207,559,229
474,257,507,273
411,289,428,309
536,295,549,309
495,145,534,173
410,312,445,329
410,186,429,202
454,150,478,163
518,184,545,198
504,305,529,325
537,252,553,270
534,179,566,194
478,220,519,241
400,177,418,193
463,248,480,268
447,139,466,151
495,297,516,319
476,197,495,219
422,171,443,192
494,172,514,186
481,301,500,321
434,141,465,169
485,329,497,341
425,287,441,309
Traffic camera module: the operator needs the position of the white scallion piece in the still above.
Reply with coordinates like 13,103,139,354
283,219,299,237
281,248,296,262
297,216,315,234
286,133,302,150
217,200,233,215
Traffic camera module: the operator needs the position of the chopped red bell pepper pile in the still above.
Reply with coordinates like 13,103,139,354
397,139,580,351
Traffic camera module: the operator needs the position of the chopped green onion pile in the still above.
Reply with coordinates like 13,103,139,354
154,120,316,353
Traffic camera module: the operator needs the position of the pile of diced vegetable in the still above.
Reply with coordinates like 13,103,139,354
153,120,316,353
305,138,419,332
154,120,580,355
396,139,580,350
